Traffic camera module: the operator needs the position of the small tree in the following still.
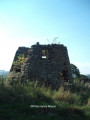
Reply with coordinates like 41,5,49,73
70,63,81,84
80,74,89,83
47,37,60,44
70,64,80,78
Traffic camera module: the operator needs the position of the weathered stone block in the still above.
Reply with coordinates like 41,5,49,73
9,42,73,88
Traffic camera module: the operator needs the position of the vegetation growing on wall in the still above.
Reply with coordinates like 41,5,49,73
13,54,26,72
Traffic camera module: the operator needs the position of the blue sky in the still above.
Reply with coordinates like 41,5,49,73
0,0,90,74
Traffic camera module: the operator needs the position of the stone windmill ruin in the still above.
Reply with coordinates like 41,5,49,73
9,42,73,88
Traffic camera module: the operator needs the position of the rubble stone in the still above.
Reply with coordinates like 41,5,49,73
9,42,73,88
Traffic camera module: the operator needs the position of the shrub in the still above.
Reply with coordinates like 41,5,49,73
53,87,81,104
87,98,90,106
13,54,26,72
0,77,90,120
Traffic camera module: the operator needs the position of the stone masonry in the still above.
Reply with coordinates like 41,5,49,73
9,42,73,88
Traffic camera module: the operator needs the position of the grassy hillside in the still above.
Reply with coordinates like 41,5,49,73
0,77,90,120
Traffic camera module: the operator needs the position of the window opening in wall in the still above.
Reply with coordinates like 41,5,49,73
42,50,49,59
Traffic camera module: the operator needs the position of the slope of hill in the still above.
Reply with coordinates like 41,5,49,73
0,70,9,76
0,78,90,120
86,74,90,79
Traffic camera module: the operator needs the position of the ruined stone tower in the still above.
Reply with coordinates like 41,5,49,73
9,42,73,88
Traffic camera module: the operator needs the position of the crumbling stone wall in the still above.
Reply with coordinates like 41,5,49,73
9,42,73,88
10,47,29,71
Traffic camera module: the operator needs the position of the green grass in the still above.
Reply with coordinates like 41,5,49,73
0,77,90,120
